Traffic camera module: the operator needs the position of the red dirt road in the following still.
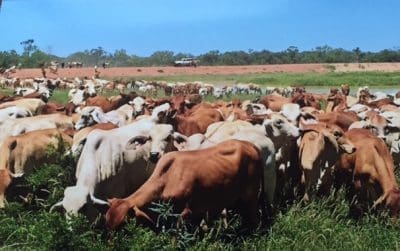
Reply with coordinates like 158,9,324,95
8,63,400,79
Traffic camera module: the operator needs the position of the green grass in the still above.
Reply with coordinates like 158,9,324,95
1,71,400,249
0,142,399,250
122,71,400,87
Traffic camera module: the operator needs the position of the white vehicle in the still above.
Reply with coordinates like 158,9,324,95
174,58,199,67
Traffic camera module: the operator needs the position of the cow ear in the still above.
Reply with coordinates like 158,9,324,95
157,111,166,122
92,110,107,124
126,136,149,150
172,132,188,151
385,125,400,135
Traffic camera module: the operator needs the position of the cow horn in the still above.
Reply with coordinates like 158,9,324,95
49,201,63,213
8,171,24,178
133,206,154,224
90,194,109,205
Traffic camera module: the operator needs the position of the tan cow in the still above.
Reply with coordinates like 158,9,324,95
299,123,356,202
0,129,73,208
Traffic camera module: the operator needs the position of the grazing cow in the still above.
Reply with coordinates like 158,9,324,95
335,129,400,217
0,129,72,208
106,139,264,229
50,105,174,217
173,114,300,206
51,122,175,218
298,123,356,201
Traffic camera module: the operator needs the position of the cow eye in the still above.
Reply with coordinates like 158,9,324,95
132,136,149,145
333,131,343,137
275,119,283,124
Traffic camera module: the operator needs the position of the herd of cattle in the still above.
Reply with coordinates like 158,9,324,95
0,75,399,231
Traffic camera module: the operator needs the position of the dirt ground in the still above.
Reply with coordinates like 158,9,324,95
8,62,400,79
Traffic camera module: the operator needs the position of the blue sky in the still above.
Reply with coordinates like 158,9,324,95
0,0,399,56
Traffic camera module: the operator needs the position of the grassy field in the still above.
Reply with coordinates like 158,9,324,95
0,149,399,250
1,71,400,249
123,71,400,87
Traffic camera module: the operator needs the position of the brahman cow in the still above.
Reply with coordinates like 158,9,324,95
74,105,133,130
51,105,175,218
0,98,46,115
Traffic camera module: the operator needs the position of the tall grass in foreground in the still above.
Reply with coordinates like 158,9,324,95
0,144,399,250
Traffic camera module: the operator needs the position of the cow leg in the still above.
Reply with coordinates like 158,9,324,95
239,191,260,228
0,170,12,208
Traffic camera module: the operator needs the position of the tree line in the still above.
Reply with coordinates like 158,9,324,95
1,40,400,69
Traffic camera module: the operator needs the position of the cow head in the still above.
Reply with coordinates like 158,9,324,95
68,88,89,106
105,199,130,229
300,124,356,160
84,82,97,97
126,124,174,163
172,132,205,151
263,113,300,149
129,96,147,117
74,106,107,130
50,186,109,219
106,199,153,229
281,103,301,123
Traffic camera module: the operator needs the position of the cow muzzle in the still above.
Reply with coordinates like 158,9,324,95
149,152,160,163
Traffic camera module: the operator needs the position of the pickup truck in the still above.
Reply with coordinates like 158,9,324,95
174,58,199,67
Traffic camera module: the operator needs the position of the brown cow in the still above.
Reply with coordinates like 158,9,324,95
171,108,224,136
335,129,400,218
85,93,136,113
105,139,264,229
315,111,359,131
259,95,291,112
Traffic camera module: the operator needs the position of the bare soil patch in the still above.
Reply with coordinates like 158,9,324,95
8,63,400,79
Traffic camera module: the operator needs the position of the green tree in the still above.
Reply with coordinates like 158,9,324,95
20,39,37,57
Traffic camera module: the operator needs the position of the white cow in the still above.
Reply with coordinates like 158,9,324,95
51,121,175,218
74,105,133,130
0,106,32,123
129,96,147,117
